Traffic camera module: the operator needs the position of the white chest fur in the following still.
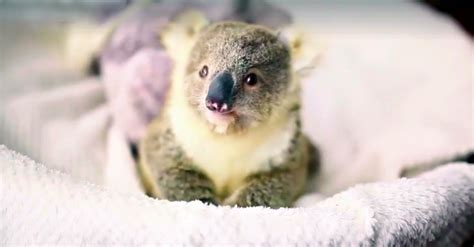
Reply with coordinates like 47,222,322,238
168,102,296,194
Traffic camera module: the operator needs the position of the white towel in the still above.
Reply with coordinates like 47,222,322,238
1,1,473,245
1,146,473,245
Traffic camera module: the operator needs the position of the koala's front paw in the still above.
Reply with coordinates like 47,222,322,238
224,181,290,208
164,183,219,205
157,167,219,204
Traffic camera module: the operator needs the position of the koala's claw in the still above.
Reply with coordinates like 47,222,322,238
198,197,219,206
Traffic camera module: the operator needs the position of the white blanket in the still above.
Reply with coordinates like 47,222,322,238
0,1,473,245
1,146,473,245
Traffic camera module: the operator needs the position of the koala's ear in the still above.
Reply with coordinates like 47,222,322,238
277,26,324,78
161,10,209,57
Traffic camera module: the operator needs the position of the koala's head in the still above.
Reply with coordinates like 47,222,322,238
163,12,320,134
183,22,293,134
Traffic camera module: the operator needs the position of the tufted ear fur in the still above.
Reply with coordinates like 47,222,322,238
277,26,324,79
160,10,209,63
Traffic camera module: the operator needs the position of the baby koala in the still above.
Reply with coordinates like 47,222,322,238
139,12,318,208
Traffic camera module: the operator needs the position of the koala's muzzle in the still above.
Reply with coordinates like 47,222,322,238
206,72,234,113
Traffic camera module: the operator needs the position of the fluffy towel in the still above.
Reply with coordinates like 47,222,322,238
1,1,473,245
1,146,473,245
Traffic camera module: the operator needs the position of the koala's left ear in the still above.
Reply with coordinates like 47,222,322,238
277,26,324,78
161,10,209,58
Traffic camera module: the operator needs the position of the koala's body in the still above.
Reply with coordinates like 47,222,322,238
139,12,317,208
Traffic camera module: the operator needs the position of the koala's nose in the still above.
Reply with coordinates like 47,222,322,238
206,72,234,113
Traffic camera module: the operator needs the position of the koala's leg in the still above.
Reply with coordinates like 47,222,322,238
139,120,218,204
156,165,218,204
225,135,312,208
230,166,307,208
140,153,219,205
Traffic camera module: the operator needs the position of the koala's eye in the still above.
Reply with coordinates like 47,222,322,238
199,65,208,78
244,73,258,86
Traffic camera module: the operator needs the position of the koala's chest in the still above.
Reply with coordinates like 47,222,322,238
173,120,296,195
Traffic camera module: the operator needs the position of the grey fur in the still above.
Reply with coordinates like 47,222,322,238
185,22,291,132
139,22,316,208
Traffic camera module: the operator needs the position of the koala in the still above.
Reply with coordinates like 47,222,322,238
139,12,318,208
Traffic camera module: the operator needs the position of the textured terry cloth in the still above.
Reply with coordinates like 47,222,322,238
0,2,473,245
1,146,473,246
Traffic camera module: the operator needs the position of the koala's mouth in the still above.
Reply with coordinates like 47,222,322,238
204,109,237,126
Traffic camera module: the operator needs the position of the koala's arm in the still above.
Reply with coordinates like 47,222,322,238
225,134,314,208
139,118,218,204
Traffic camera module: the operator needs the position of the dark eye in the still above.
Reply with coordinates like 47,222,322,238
199,65,208,78
244,73,258,86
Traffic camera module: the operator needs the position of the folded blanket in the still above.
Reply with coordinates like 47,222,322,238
1,146,473,245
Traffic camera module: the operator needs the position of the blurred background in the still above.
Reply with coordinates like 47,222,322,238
0,0,472,195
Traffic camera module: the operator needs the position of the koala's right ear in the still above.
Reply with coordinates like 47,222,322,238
277,26,324,78
160,10,209,58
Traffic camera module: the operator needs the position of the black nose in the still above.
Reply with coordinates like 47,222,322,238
206,72,234,113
